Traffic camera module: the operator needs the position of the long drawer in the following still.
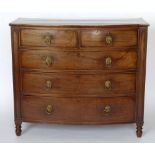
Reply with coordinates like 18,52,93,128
22,72,136,96
21,49,137,70
21,96,135,124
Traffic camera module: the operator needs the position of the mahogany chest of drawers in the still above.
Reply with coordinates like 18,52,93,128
10,18,149,137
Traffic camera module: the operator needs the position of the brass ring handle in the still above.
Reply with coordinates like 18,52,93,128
45,80,52,89
43,33,54,45
105,80,112,90
46,105,53,115
45,56,53,66
104,105,111,113
105,35,113,45
105,57,112,66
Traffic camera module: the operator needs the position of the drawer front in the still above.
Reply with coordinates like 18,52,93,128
22,73,136,95
21,49,137,70
20,29,77,47
21,96,135,124
81,29,137,47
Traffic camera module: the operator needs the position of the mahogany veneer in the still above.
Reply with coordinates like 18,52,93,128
10,18,149,137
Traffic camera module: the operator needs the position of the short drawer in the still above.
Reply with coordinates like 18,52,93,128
21,49,137,70
81,29,137,47
22,72,136,96
21,96,135,124
20,28,77,47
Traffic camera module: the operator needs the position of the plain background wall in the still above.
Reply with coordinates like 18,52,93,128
0,0,155,142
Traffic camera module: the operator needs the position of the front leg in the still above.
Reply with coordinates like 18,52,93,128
136,121,143,137
15,120,22,136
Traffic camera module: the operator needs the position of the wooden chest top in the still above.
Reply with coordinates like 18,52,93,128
10,18,149,27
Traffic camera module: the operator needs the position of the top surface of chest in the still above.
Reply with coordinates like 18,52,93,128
10,18,149,27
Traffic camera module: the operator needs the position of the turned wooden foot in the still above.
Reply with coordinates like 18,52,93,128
136,125,143,137
15,122,22,136
136,122,143,138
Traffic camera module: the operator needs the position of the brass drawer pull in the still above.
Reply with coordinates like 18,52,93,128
105,35,113,45
45,56,53,66
105,57,112,66
45,80,52,89
105,80,112,90
46,105,53,115
104,105,111,113
43,33,54,45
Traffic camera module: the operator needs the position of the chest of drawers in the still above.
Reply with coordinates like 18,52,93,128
10,18,149,137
